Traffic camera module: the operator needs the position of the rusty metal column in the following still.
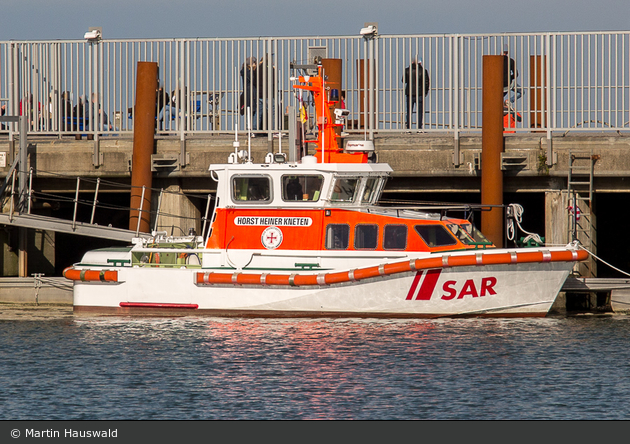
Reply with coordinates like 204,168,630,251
129,62,158,233
481,55,504,247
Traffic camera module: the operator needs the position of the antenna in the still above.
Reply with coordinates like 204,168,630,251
233,123,239,156
321,65,325,163
247,106,252,163
277,104,282,154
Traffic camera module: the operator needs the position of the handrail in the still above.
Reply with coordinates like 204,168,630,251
0,32,627,139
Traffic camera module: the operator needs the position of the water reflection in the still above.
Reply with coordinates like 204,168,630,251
1,315,630,419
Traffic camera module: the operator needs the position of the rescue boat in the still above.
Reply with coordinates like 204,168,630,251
65,65,588,318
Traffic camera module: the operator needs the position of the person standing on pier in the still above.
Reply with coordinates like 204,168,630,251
503,46,522,105
240,56,258,131
87,93,111,140
403,57,430,130
257,55,276,131
157,86,173,131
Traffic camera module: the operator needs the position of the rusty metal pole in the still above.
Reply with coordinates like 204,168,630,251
481,55,505,247
129,62,158,233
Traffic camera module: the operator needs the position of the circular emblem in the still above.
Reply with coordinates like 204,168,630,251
261,226,283,249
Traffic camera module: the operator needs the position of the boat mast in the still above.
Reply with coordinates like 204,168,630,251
293,65,367,164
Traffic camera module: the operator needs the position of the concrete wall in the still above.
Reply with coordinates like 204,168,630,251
2,133,629,186
152,184,201,236
0,277,72,304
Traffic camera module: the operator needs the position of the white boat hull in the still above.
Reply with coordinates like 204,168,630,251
72,260,573,318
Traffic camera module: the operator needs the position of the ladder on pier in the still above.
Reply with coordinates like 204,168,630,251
567,150,598,277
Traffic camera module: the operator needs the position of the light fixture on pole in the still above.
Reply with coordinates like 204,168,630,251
84,27,102,43
360,23,378,39
359,23,377,141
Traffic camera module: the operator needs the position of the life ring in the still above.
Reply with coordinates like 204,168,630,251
568,205,581,221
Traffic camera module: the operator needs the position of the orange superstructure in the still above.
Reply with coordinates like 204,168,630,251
205,207,488,253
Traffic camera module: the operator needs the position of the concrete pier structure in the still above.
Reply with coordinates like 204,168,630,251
0,132,629,281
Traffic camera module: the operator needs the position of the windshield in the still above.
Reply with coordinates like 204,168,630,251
362,178,380,203
331,178,359,203
446,222,493,246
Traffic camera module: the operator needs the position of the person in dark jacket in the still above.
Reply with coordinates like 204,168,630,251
403,57,430,130
256,55,276,131
503,46,522,104
240,57,258,130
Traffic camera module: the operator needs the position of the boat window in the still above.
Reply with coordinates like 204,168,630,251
361,178,380,203
355,224,378,250
383,225,407,250
232,176,271,203
456,223,493,246
414,224,458,247
325,224,350,250
446,223,477,244
331,178,359,203
376,177,387,201
282,175,324,201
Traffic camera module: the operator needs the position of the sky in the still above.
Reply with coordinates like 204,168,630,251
1,0,629,41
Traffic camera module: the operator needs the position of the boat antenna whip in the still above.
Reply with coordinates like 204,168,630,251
247,106,252,163
322,66,325,163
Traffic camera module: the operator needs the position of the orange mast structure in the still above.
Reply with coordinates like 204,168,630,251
293,66,367,163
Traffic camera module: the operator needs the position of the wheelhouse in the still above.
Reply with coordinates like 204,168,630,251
205,158,493,253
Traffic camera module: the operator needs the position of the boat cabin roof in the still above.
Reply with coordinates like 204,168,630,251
209,157,392,209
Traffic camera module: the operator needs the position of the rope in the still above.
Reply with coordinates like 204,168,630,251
576,244,630,278
506,203,544,245
544,241,630,278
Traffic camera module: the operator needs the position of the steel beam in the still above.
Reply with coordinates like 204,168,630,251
481,55,504,248
129,62,158,233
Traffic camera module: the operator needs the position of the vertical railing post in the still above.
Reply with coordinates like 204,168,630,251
368,35,375,140
179,40,187,166
27,167,33,214
202,193,212,241
452,35,461,166
72,177,80,230
90,177,100,225
18,115,27,211
153,188,163,233
9,169,16,223
8,43,17,142
546,33,555,166
136,185,146,237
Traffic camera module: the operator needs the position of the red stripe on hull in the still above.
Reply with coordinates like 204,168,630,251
415,269,442,300
406,270,424,300
119,302,199,309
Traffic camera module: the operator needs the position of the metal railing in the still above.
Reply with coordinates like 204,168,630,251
0,164,212,240
1,31,628,140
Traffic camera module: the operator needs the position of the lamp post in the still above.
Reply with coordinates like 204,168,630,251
360,23,377,140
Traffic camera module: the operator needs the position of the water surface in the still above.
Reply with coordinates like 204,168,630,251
1,313,629,420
